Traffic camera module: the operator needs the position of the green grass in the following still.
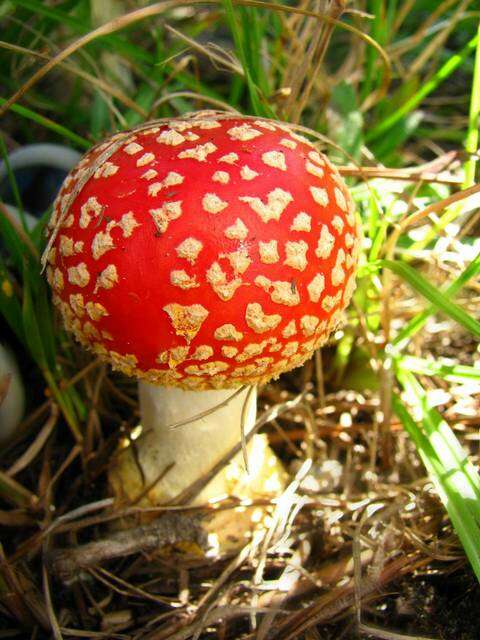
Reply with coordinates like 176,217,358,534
365,32,479,143
393,389,480,582
0,0,480,586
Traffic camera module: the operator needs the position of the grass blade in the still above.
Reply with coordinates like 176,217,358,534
366,33,478,142
13,0,152,65
392,251,480,348
397,355,480,383
410,22,480,249
0,97,90,149
22,260,47,370
464,20,480,188
393,394,480,583
0,258,25,345
396,370,480,507
378,259,480,338
222,0,275,117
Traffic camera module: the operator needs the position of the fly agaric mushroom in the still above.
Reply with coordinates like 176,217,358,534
44,112,360,549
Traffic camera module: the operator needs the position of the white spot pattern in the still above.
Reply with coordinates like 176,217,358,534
239,188,293,223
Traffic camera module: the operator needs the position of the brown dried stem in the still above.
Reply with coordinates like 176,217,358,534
47,512,207,584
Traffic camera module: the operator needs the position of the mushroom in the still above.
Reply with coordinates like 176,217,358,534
44,112,360,549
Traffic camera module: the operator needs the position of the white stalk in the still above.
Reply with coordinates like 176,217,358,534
111,382,286,512
135,384,257,504
110,383,287,550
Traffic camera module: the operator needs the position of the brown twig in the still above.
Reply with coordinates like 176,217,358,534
254,554,426,640
42,561,63,640
337,165,462,185
47,512,207,583
7,404,59,477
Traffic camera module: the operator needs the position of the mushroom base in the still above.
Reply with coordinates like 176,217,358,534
109,384,287,552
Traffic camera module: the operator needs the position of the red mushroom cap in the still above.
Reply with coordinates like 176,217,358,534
45,113,361,390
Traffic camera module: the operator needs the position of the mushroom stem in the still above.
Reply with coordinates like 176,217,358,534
110,384,286,512
138,384,257,503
